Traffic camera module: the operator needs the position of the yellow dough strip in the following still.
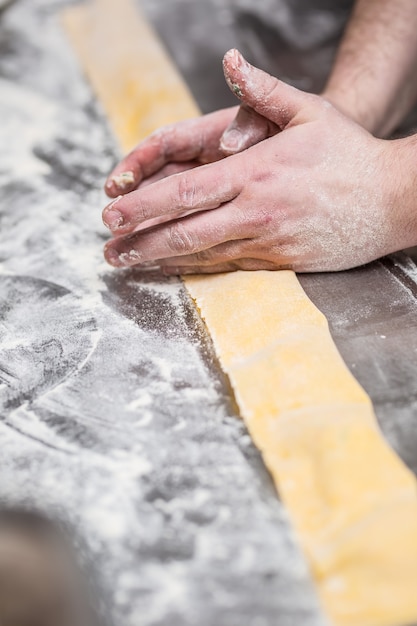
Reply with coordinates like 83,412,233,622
62,2,417,624
62,0,199,152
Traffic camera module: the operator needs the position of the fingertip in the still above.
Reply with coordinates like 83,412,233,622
104,244,122,267
219,128,245,155
223,49,249,76
223,49,254,101
104,179,122,198
222,48,242,69
102,195,125,231
104,237,145,267
105,170,137,196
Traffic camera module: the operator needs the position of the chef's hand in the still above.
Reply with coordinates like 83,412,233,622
103,49,412,273
105,103,275,196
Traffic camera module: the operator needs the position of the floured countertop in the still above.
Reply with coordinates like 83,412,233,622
1,2,417,626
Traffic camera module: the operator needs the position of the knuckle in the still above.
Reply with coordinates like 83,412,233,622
135,198,150,222
244,207,273,232
167,222,196,254
256,207,274,228
149,124,175,153
177,173,198,210
263,80,282,105
150,123,174,141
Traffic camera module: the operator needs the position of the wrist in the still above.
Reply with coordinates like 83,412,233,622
382,135,417,250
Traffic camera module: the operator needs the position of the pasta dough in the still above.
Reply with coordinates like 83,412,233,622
186,270,417,626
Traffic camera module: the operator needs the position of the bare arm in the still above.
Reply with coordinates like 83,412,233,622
323,0,417,137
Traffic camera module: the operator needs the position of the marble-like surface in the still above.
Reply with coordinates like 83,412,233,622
0,2,325,624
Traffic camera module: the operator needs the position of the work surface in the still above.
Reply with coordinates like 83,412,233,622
1,1,417,625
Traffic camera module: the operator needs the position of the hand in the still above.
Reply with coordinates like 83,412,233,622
105,103,276,196
102,49,413,274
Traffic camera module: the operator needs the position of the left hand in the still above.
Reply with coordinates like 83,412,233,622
104,104,276,196
102,50,408,274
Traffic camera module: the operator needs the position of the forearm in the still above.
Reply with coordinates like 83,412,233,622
323,0,417,137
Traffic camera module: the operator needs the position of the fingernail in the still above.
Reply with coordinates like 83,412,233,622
223,48,240,67
235,50,250,71
103,195,124,230
105,247,122,267
111,171,136,191
223,50,252,100
220,128,244,152
223,49,249,73
103,208,124,230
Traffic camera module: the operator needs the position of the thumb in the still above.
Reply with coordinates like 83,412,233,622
222,49,319,129
219,103,279,155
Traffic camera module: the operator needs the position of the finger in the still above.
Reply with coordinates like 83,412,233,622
103,202,250,268
222,49,320,129
158,242,288,269
102,157,244,235
166,262,238,275
158,239,253,268
105,108,237,197
162,257,283,275
137,161,200,189
220,103,278,155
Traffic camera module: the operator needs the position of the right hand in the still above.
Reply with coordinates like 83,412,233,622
102,50,412,275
